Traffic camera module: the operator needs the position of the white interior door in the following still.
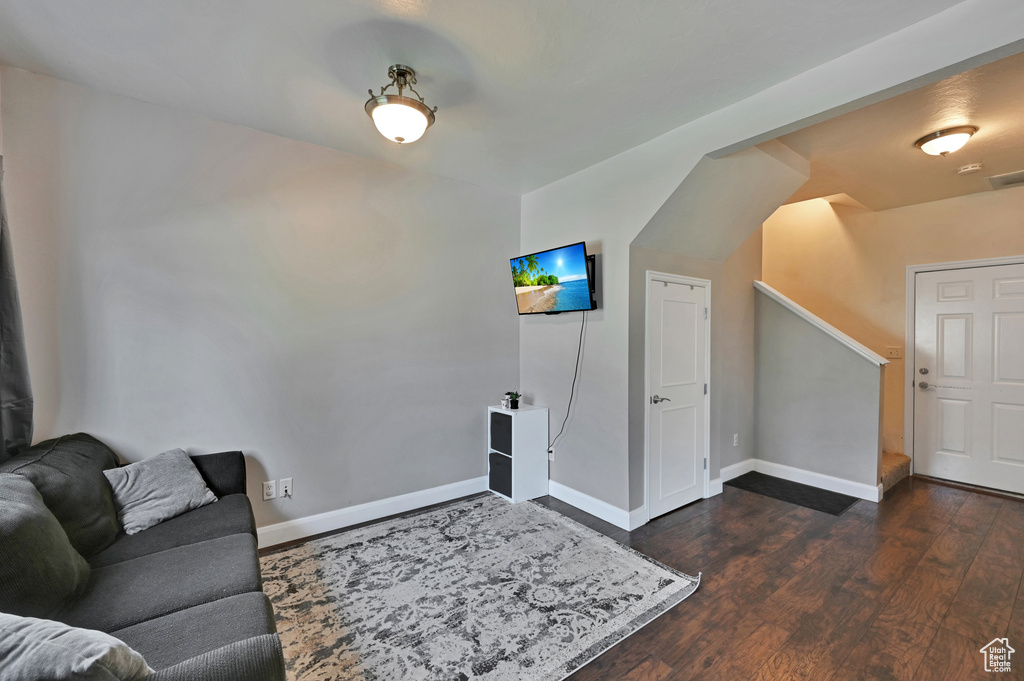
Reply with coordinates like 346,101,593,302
647,276,708,519
914,262,1024,493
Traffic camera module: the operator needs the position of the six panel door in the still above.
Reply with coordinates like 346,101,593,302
914,263,1024,493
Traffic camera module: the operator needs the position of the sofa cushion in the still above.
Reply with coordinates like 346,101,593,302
147,635,285,681
0,433,121,557
104,449,218,535
60,533,262,632
111,592,277,670
190,451,247,497
0,612,152,680
0,473,91,618
89,494,256,568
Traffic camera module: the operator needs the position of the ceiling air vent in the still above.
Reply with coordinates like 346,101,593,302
987,170,1024,191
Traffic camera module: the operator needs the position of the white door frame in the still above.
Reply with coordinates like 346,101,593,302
903,254,1024,474
643,270,711,524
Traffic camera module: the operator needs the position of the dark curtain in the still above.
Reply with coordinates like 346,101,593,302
0,156,34,462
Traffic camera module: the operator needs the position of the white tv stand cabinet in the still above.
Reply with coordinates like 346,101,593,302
487,405,549,502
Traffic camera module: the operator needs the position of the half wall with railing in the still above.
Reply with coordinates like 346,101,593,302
750,281,888,501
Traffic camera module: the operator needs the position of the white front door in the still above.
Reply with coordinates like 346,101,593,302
914,262,1024,493
647,275,708,519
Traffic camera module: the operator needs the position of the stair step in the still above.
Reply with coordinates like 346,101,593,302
882,451,911,492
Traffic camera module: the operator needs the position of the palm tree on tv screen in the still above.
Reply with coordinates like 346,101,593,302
525,255,540,281
512,254,542,287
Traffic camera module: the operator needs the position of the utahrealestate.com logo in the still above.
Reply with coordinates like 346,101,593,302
980,638,1014,673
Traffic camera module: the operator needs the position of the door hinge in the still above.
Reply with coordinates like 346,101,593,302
704,383,708,395
704,458,708,470
704,307,708,320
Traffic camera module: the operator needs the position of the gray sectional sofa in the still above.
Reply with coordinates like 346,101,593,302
0,433,286,680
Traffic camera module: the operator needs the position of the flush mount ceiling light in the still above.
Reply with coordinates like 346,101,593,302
914,126,978,156
365,64,437,144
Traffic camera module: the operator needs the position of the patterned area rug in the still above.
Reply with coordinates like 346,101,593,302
261,494,699,680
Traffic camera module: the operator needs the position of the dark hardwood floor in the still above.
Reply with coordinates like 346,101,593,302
536,476,1024,681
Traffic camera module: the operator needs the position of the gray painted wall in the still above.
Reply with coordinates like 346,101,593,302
631,146,808,262
521,141,804,514
624,143,805,513
521,13,1014,518
3,4,1009,529
2,66,520,528
754,292,882,487
627,231,761,510
518,238,626,509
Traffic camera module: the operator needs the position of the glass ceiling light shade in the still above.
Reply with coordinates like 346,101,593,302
365,65,437,144
914,126,978,156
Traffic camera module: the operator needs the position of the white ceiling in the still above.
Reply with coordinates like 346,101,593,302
0,0,969,193
781,49,1024,211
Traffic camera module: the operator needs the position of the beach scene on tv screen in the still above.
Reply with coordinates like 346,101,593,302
511,243,590,313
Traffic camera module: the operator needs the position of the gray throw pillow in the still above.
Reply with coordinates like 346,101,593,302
0,612,152,680
0,473,91,618
103,449,218,535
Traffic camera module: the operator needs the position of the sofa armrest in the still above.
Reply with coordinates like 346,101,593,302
148,634,285,681
190,451,247,498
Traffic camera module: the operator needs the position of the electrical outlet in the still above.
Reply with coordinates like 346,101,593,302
548,449,554,462
733,433,739,447
280,477,293,498
262,480,276,500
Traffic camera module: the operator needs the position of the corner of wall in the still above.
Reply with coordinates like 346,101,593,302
0,67,5,156
626,147,797,511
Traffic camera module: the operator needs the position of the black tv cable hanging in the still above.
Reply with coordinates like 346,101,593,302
549,310,586,451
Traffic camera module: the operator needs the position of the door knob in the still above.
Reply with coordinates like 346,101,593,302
651,395,671,404
918,381,929,390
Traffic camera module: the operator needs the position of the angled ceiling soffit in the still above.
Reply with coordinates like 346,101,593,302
631,142,809,262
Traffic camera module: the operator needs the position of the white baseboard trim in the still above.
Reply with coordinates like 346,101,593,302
720,459,757,482
549,457,880,534
627,506,648,532
256,476,489,549
753,460,882,502
548,480,638,531
718,458,881,502
708,477,724,496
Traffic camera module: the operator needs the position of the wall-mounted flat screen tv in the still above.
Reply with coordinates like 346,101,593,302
510,242,596,315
